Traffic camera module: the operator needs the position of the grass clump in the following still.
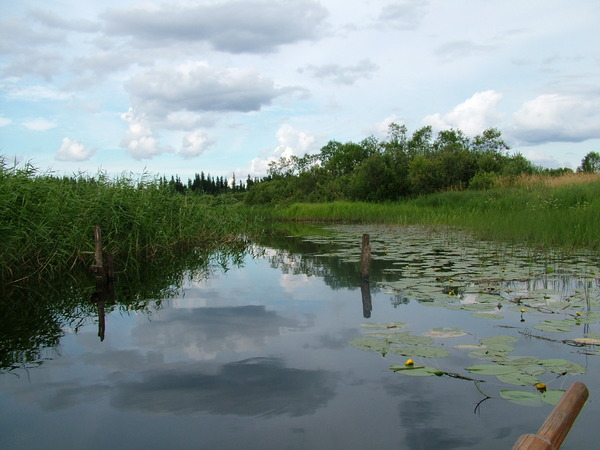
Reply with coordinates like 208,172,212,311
255,172,600,250
0,159,261,283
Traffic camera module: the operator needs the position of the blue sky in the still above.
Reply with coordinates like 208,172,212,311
1,0,599,180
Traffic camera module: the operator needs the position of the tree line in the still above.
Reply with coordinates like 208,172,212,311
157,124,598,203
244,124,552,204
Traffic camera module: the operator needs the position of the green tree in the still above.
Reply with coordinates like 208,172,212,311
578,151,600,173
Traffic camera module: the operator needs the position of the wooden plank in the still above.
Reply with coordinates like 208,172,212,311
512,382,588,449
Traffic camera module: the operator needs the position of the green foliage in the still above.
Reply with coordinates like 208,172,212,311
245,125,540,204
578,151,600,173
0,159,260,283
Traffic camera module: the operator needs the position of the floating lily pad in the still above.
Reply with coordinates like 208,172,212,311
481,335,518,345
570,337,600,345
386,333,434,346
539,359,586,375
390,346,450,358
424,327,469,338
466,364,519,375
471,312,504,319
500,390,544,407
496,371,540,386
361,321,407,330
390,365,439,376
349,337,389,353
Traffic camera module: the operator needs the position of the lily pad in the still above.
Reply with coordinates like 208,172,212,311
390,346,450,358
539,359,586,375
386,333,434,346
349,337,389,353
471,312,504,319
541,390,565,405
496,371,540,386
423,327,469,338
500,390,544,407
390,365,439,376
361,322,407,330
466,364,519,375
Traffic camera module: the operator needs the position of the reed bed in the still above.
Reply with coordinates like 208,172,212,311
256,173,600,250
0,161,260,283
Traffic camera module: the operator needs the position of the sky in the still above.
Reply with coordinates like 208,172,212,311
1,0,599,180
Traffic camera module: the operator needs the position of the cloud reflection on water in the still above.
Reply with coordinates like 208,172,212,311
111,357,337,417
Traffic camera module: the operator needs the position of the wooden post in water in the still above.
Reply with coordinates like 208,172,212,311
92,225,105,282
512,382,589,450
360,234,371,279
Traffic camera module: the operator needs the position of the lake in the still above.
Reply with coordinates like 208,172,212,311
1,224,599,449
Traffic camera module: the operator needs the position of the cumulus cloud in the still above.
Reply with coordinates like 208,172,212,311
247,124,317,176
511,94,600,144
103,0,328,54
120,109,172,160
299,59,378,85
23,117,57,131
29,8,101,33
422,90,503,135
125,61,283,119
55,137,94,161
180,130,215,159
434,40,496,62
378,1,430,30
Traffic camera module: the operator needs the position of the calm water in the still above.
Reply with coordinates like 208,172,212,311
1,225,599,449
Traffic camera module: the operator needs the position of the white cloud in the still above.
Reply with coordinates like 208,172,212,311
0,117,12,127
245,124,317,177
180,130,215,159
524,150,567,169
55,137,94,161
3,83,71,101
23,117,57,131
422,90,504,135
511,94,600,144
103,0,328,54
120,108,172,160
125,61,283,118
273,124,316,159
300,59,378,85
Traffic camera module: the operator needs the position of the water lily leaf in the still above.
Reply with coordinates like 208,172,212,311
390,346,449,358
361,322,407,330
423,327,469,338
390,365,439,376
387,333,434,345
570,337,600,345
506,357,542,367
349,337,389,353
469,349,509,362
500,390,544,407
532,323,573,333
480,335,518,345
542,390,565,405
466,364,519,375
471,312,504,319
540,359,586,375
496,371,540,386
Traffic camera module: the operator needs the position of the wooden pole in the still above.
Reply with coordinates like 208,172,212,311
512,382,589,450
360,234,371,279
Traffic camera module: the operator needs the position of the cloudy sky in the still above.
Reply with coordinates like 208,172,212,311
1,0,599,179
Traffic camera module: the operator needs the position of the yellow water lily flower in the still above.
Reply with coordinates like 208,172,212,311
520,309,526,313
576,311,582,316
405,359,414,366
535,383,547,392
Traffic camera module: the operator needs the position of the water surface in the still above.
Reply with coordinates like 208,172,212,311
1,225,599,449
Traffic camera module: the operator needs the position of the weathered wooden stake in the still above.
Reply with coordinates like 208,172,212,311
512,382,589,450
92,225,105,282
360,233,371,279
